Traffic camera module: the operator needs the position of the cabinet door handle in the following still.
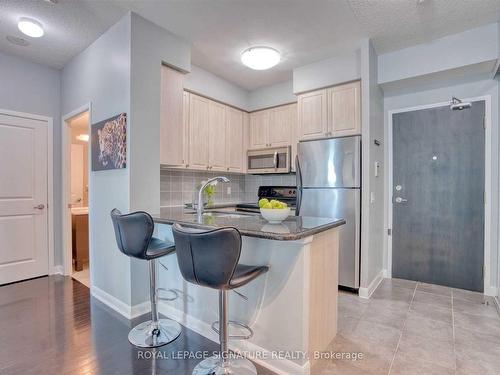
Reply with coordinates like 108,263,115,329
34,204,45,210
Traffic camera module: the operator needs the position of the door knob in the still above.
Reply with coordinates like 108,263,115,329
34,204,45,210
395,197,407,204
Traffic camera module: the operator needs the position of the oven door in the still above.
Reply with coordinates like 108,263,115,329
247,146,290,174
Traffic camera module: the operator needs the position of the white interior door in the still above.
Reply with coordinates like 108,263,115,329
70,144,84,206
0,113,48,285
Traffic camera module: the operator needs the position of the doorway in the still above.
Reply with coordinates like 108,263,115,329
63,108,90,287
390,101,485,292
0,110,52,284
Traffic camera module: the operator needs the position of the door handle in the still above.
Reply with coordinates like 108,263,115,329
395,197,407,204
273,152,278,168
34,204,45,210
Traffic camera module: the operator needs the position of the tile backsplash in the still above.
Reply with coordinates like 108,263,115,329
160,169,296,207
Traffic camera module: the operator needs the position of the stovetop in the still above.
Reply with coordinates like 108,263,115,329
236,186,297,212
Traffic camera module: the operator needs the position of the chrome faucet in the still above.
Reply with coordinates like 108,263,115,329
197,176,230,221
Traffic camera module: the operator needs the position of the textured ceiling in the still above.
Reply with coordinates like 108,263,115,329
0,0,125,69
0,0,499,89
348,0,500,53
111,0,365,90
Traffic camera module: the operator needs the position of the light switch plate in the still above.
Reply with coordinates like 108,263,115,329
374,161,380,177
227,186,231,195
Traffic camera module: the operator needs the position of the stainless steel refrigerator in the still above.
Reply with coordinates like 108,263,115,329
296,135,361,289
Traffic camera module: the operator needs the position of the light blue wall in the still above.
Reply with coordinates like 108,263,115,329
247,80,296,111
360,39,385,290
293,50,361,94
61,14,132,304
0,50,62,268
184,64,249,110
378,23,498,85
129,13,191,305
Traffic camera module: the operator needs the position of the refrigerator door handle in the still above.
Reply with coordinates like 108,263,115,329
295,155,302,216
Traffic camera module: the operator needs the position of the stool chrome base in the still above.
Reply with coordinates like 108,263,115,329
192,355,257,375
128,318,182,348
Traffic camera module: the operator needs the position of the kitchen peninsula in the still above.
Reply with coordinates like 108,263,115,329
152,208,345,375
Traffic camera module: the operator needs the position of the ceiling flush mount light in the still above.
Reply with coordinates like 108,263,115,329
76,134,89,142
18,18,44,38
241,47,281,70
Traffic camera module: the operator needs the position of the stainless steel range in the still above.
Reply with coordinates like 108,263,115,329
236,186,297,213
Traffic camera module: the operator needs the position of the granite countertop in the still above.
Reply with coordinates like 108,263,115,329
152,207,345,241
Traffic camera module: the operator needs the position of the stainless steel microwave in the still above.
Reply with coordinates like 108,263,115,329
247,146,291,174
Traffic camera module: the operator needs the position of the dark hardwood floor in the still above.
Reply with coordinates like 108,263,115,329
0,276,275,375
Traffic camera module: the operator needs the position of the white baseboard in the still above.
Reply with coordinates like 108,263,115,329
50,265,64,275
484,285,498,297
159,301,309,375
91,285,150,320
359,269,384,299
493,296,500,315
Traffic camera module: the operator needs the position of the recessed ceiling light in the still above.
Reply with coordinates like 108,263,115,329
76,134,89,142
18,18,44,38
241,47,281,70
6,35,30,47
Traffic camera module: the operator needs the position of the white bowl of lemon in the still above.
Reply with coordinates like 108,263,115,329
259,198,290,224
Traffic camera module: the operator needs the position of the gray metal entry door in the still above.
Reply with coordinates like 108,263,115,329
392,101,485,292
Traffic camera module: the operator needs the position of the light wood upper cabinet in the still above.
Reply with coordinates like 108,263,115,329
182,91,190,167
269,105,293,147
249,110,269,149
298,89,328,140
297,81,361,141
208,100,226,171
188,94,210,170
249,103,296,149
328,81,360,136
225,107,245,173
160,65,185,165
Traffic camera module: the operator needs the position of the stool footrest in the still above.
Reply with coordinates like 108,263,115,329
211,320,253,340
157,288,179,302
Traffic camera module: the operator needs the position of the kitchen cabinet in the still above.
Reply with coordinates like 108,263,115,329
298,89,328,140
297,81,361,140
328,81,361,136
188,94,210,170
225,106,245,173
249,103,295,149
249,110,269,149
160,65,185,166
269,104,294,146
72,213,88,272
208,100,226,171
181,91,190,167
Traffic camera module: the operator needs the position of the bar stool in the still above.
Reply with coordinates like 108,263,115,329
110,208,182,348
172,223,269,375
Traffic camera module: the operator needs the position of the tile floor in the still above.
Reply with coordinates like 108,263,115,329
315,278,500,375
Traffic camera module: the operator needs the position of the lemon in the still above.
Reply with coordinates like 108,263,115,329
262,202,273,209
